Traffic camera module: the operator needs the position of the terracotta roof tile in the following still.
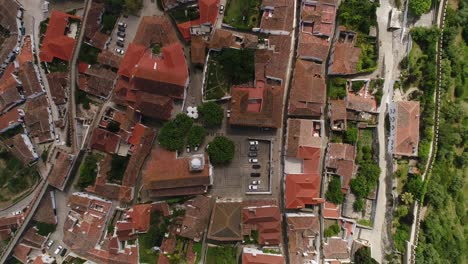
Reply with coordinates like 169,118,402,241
285,173,322,209
90,128,121,154
39,10,80,62
207,201,242,241
0,107,22,133
329,100,347,131
23,95,53,143
191,36,206,65
13,243,31,263
286,214,320,264
298,33,330,62
5,133,38,165
288,59,325,117
242,205,282,245
134,92,173,120
260,0,294,34
133,16,178,47
329,30,361,75
208,29,258,50
286,119,322,158
323,238,350,260
177,195,213,241
97,50,122,69
48,149,74,190
242,250,285,264
33,191,57,225
0,75,23,113
46,72,68,105
394,101,419,156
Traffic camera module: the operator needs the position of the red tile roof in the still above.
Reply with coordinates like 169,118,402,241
323,202,340,219
128,123,146,146
18,35,33,66
13,243,31,263
90,128,121,154
285,173,323,209
207,201,242,241
176,195,213,241
131,43,188,90
48,149,74,190
39,10,80,62
289,59,325,117
346,92,377,112
286,119,322,158
0,107,22,133
142,148,211,197
242,250,285,264
118,43,146,78
133,16,179,47
297,33,330,62
259,0,294,34
124,203,152,233
134,92,173,120
323,237,350,260
329,29,361,75
5,133,38,165
394,101,420,157
176,0,219,40
46,72,68,105
78,62,89,73
191,35,206,65
0,75,23,113
329,100,347,131
242,205,282,245
286,214,320,264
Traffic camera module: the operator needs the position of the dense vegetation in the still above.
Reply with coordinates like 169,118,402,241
206,245,237,264
338,0,377,34
222,0,261,30
350,161,380,211
158,113,193,151
355,247,378,264
329,78,347,100
325,176,345,204
204,48,255,100
36,222,56,236
108,154,129,183
0,147,38,196
77,153,101,189
78,43,100,65
415,1,468,262
207,136,235,165
198,102,224,128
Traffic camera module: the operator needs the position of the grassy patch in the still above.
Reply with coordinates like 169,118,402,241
139,211,169,264
169,6,200,23
204,49,255,100
78,43,100,65
108,154,130,184
193,241,202,263
359,129,373,148
206,246,237,264
223,0,261,30
357,219,373,227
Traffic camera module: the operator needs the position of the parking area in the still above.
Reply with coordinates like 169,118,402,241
212,136,272,197
108,15,139,56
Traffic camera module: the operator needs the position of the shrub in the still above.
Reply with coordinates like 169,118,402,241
355,247,378,264
345,126,358,143
353,198,365,212
207,136,235,165
324,224,341,237
108,155,129,183
77,154,100,189
158,114,193,151
198,102,224,128
325,176,345,204
406,174,424,200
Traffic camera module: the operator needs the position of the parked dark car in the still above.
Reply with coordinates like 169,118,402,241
249,145,258,151
252,164,261,169
251,172,261,177
60,248,67,257
116,41,124,47
248,152,257,157
118,26,125,32
117,31,126,38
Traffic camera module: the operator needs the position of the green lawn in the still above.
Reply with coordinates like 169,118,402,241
206,246,237,264
222,0,261,30
356,35,378,73
204,59,230,100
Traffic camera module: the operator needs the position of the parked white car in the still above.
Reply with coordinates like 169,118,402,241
54,245,63,255
248,185,258,190
251,180,261,185
249,140,258,146
248,158,258,163
46,240,54,249
115,48,124,55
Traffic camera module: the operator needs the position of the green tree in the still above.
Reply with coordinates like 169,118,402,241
406,174,424,200
107,121,120,133
401,192,414,205
325,176,345,204
217,49,255,85
207,136,235,165
124,0,143,15
158,122,185,151
198,102,224,128
77,154,100,189
350,176,371,198
187,125,207,147
409,0,432,17
173,113,193,135
354,247,378,264
36,222,56,236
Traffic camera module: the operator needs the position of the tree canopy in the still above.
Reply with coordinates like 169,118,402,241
207,136,235,165
354,247,378,264
198,102,224,128
409,0,432,17
187,125,207,147
158,114,193,151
